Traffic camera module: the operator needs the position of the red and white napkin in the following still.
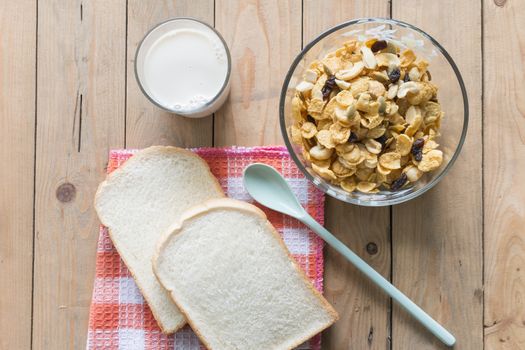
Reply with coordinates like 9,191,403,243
87,146,326,349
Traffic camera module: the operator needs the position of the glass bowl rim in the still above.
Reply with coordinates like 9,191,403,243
134,17,232,116
279,17,469,207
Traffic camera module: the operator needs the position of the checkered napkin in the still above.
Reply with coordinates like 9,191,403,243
87,146,326,350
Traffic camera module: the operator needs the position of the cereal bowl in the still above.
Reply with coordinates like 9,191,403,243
280,18,468,206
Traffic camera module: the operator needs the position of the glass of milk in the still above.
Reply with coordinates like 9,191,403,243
135,18,231,118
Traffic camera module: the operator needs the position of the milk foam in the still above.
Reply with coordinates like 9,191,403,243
143,28,228,112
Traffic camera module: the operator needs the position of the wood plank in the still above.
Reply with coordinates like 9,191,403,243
302,2,391,349
484,0,525,348
391,1,483,349
213,0,301,146
0,0,36,349
33,0,126,348
126,0,214,148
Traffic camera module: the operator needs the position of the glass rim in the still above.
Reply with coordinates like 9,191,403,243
279,17,469,207
134,17,232,116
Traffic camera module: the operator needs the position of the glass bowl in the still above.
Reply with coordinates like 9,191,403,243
279,18,468,206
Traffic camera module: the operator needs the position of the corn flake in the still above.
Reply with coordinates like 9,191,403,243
341,178,357,192
290,125,303,144
361,114,384,129
332,159,356,177
357,181,377,193
400,49,416,67
367,126,386,139
336,90,355,107
322,97,338,120
311,158,331,168
292,96,306,121
408,82,436,105
364,152,378,168
341,144,362,163
308,98,326,116
379,152,402,170
423,139,439,154
396,134,413,156
317,119,333,130
312,163,337,181
350,78,370,97
301,122,317,139
368,80,386,97
364,138,382,154
376,162,392,176
316,129,336,149
329,123,351,145
356,167,374,181
417,149,443,172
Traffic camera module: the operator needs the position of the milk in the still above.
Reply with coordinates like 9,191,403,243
135,19,230,117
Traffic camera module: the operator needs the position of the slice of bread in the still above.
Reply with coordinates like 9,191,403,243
94,146,224,333
153,198,338,349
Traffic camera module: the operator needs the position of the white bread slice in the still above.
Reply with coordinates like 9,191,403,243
153,198,338,349
94,146,224,333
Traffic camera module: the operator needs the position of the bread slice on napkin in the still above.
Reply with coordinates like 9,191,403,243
94,146,224,333
153,198,338,349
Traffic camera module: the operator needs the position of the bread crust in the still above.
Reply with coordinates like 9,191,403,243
94,146,225,334
153,197,339,348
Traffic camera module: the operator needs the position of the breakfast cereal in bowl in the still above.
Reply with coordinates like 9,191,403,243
280,19,467,206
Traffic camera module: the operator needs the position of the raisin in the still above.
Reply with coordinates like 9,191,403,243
391,173,408,191
388,68,400,83
426,70,432,81
306,114,316,123
414,150,423,162
404,73,410,82
348,132,358,143
411,138,424,152
371,40,387,52
322,75,336,100
411,138,425,161
375,135,387,146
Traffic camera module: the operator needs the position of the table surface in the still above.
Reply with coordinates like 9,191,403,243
1,0,522,349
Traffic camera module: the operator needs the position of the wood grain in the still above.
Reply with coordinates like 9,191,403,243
484,0,525,348
214,0,301,146
0,1,515,348
302,1,391,349
303,0,389,41
0,0,35,349
391,1,483,349
126,0,214,148
33,0,126,349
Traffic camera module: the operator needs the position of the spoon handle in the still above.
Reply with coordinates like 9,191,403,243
300,213,456,347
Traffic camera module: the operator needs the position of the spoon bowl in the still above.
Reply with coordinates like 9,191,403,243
243,163,306,219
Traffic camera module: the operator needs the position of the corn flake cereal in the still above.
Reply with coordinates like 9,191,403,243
290,36,444,194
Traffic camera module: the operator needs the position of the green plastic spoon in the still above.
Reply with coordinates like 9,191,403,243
243,163,456,347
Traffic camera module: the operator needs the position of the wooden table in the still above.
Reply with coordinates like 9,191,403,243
1,0,522,349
